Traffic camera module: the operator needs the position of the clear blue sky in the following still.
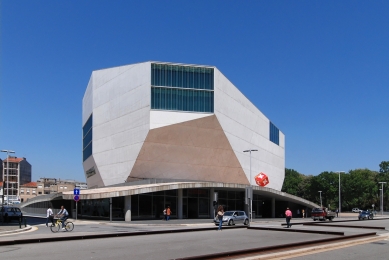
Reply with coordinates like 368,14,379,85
1,1,388,182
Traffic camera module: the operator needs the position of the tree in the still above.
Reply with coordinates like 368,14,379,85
342,169,378,210
282,169,303,196
379,161,389,174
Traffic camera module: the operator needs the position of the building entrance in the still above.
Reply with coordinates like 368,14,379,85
187,198,198,218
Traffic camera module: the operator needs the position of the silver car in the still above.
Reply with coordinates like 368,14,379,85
214,210,249,226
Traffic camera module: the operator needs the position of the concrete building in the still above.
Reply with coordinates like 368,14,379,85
19,178,88,202
20,182,38,202
21,61,319,220
83,62,285,188
1,157,31,203
0,181,3,204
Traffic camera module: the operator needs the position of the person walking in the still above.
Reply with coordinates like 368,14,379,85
336,208,339,217
46,206,54,227
216,205,224,231
163,208,167,221
166,206,171,221
285,207,292,228
302,209,305,218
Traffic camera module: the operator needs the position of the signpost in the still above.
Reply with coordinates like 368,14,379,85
74,188,80,220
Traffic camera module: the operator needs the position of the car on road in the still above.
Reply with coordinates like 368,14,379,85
311,207,336,221
214,210,249,226
0,206,23,222
352,208,362,213
358,210,374,220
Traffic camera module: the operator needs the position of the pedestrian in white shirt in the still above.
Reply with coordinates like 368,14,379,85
46,207,54,227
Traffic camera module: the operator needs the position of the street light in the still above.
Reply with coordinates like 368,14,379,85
243,149,258,224
336,171,345,217
318,191,322,208
379,182,387,216
1,150,15,205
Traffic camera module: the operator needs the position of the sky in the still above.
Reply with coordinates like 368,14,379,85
1,1,388,182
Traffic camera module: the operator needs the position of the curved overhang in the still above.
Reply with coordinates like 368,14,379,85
62,182,319,209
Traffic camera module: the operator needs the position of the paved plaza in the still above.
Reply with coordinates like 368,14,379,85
0,214,389,259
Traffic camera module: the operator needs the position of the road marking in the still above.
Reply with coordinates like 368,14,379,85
235,234,389,260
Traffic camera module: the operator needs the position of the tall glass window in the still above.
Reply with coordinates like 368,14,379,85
269,122,279,145
83,115,92,161
151,63,214,113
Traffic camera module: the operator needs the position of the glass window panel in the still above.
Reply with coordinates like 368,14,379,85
83,142,92,161
171,88,177,110
83,115,92,138
177,88,183,110
199,68,205,89
188,90,193,111
183,67,187,88
172,67,177,87
189,67,194,89
210,69,214,90
217,190,227,199
83,130,92,149
161,65,166,86
165,190,177,196
167,88,172,110
178,66,183,88
199,198,209,216
204,70,209,90
194,67,199,89
167,65,172,87
138,195,152,217
228,191,236,200
151,87,155,109
193,90,199,111
210,92,214,112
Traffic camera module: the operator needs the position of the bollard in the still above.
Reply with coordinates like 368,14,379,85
19,217,21,229
24,216,27,227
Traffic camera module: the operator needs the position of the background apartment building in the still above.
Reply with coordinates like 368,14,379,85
20,178,87,202
1,157,31,203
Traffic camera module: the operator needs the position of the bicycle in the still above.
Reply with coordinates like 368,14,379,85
50,218,74,233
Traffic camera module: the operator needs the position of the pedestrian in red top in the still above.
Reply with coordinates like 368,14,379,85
166,206,171,221
285,208,292,228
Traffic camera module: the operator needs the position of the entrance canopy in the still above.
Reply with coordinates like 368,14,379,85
62,181,319,209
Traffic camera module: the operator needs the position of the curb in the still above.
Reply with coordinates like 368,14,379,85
236,233,389,260
0,225,32,235
0,225,246,246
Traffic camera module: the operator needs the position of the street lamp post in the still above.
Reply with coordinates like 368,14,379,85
318,191,322,208
336,171,345,217
1,150,15,205
378,182,387,216
243,149,258,224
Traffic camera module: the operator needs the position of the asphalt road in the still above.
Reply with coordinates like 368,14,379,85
288,238,389,260
0,228,341,260
1,216,389,259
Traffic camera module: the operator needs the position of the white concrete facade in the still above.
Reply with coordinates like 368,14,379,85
83,61,285,190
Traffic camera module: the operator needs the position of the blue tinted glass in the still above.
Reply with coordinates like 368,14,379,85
83,115,92,138
83,143,92,161
269,122,279,145
152,64,213,90
177,88,183,110
83,130,92,149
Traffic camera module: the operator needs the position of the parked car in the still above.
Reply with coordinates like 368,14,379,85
358,210,374,220
311,208,336,221
214,211,249,226
352,208,361,213
0,206,23,222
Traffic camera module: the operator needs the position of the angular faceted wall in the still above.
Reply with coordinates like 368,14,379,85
83,62,285,190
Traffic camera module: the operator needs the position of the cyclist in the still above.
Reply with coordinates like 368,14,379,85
56,205,69,230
